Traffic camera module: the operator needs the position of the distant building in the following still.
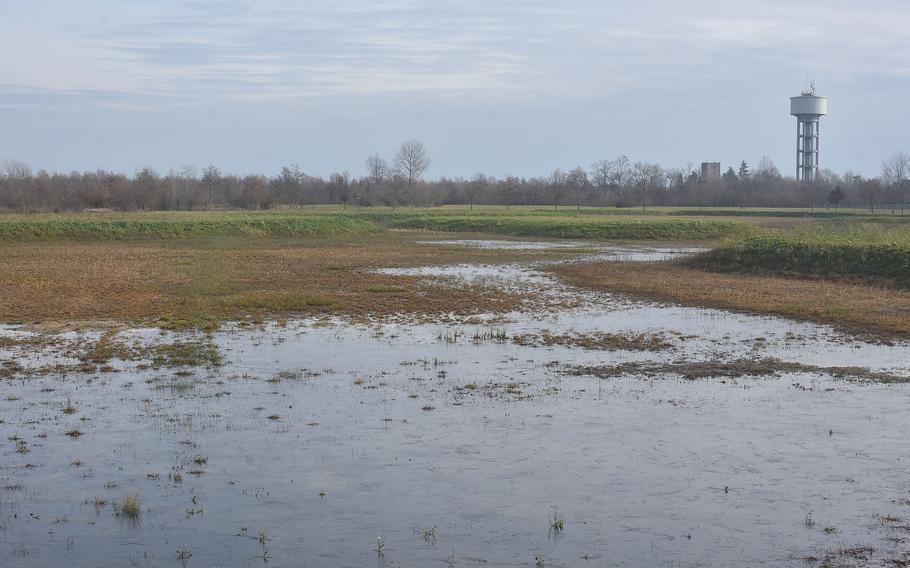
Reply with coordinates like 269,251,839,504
700,162,721,181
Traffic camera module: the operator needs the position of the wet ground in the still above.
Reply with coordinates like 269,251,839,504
2,240,909,567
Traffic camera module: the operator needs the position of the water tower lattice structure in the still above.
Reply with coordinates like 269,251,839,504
790,84,827,182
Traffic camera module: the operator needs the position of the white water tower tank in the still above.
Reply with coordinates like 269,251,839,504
790,85,827,182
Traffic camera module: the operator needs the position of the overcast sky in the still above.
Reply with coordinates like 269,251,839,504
1,0,908,179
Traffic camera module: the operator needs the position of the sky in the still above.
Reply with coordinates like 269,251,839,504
1,0,908,179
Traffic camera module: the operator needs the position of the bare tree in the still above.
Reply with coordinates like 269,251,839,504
366,154,388,185
178,165,197,209
467,173,486,210
609,155,630,192
240,175,272,209
756,156,781,179
277,164,305,208
200,165,222,209
4,160,33,213
861,178,882,213
549,169,565,210
328,171,352,209
394,139,429,206
365,154,388,206
500,175,520,210
882,151,909,215
589,161,610,189
827,186,845,212
566,167,588,210
389,172,407,210
134,168,160,211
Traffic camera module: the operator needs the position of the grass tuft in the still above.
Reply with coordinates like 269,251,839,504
116,491,141,521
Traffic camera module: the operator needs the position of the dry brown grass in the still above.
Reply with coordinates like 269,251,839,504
0,233,576,327
549,261,910,337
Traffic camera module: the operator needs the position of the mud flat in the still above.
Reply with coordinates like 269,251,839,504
2,242,909,567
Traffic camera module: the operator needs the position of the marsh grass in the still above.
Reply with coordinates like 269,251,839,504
116,492,141,521
513,331,672,352
550,509,565,532
568,358,909,383
151,340,223,368
220,292,337,312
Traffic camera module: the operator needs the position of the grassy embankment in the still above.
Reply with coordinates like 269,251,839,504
0,208,758,242
0,212,379,240
690,224,910,286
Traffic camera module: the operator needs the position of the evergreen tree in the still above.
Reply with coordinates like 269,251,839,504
738,160,750,179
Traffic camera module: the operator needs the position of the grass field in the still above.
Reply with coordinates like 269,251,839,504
0,233,578,329
1,207,908,335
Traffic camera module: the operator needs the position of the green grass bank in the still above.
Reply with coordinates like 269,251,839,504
691,225,910,285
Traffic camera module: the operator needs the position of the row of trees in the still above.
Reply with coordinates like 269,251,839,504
1,142,908,213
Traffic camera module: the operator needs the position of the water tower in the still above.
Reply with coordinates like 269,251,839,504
790,81,827,181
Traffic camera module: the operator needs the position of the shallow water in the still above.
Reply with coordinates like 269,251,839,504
2,245,909,567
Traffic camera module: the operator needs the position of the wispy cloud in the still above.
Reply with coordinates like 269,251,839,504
2,0,908,108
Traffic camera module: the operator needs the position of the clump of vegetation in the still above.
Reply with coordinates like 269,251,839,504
116,492,142,521
220,292,336,312
88,496,108,508
691,224,910,285
151,340,223,368
550,509,565,532
513,331,672,352
78,331,130,365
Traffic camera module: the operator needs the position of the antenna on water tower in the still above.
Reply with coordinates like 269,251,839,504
790,81,827,182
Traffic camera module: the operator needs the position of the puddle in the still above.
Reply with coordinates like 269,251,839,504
2,252,910,567
417,238,601,250
419,238,707,261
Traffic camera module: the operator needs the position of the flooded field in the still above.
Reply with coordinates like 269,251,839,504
2,241,909,567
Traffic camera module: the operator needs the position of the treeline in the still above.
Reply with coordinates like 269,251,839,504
1,145,908,213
